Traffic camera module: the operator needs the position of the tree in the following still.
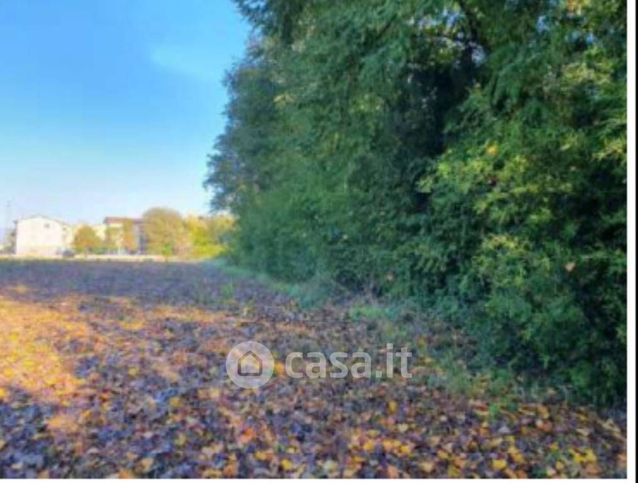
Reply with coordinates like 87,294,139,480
142,208,187,257
73,225,103,254
207,0,626,402
103,226,121,254
122,220,139,254
184,214,234,259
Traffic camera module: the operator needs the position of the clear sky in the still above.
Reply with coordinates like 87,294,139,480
0,0,250,230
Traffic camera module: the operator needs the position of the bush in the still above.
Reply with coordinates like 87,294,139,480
142,208,188,257
185,214,234,259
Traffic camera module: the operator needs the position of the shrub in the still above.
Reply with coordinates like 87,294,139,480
206,0,626,403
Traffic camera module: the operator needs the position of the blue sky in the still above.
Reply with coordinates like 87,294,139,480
0,0,250,228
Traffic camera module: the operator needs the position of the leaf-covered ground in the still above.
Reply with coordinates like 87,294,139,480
0,261,626,477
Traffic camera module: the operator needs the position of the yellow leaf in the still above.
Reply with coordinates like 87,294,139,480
583,448,598,463
255,450,270,462
398,443,412,456
169,396,182,409
386,464,400,478
201,443,223,458
447,465,462,477
387,400,398,414
428,435,441,446
492,459,508,471
382,439,398,452
488,437,503,449
436,449,449,460
537,404,550,419
198,387,221,400
570,447,597,465
118,468,136,479
452,456,466,469
504,468,518,478
419,461,436,474
507,445,525,465
281,458,295,471
201,469,222,478
576,427,591,437
362,439,376,452
140,457,154,473
78,409,93,424
322,459,339,474
222,456,238,477
274,361,286,376
174,433,187,447
128,367,139,377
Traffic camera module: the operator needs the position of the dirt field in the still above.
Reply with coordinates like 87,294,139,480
0,261,626,477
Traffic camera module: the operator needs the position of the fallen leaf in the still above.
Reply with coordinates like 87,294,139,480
386,464,400,478
362,439,377,452
118,468,136,478
222,456,238,477
388,400,398,414
174,433,187,447
127,367,139,377
322,459,339,475
140,457,154,473
238,426,257,445
419,461,436,474
255,450,270,462
201,443,223,458
492,459,508,472
169,396,182,409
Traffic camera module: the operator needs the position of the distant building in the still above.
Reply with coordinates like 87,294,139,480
12,215,145,257
14,216,73,257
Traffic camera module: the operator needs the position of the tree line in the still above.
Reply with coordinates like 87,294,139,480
206,0,626,402
73,208,234,259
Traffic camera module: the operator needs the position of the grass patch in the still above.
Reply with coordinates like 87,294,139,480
207,258,338,309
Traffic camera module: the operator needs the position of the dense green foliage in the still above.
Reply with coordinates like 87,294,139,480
141,208,233,259
142,208,188,257
206,0,626,402
184,214,235,259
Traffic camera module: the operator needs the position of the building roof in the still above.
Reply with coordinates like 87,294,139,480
15,215,70,226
